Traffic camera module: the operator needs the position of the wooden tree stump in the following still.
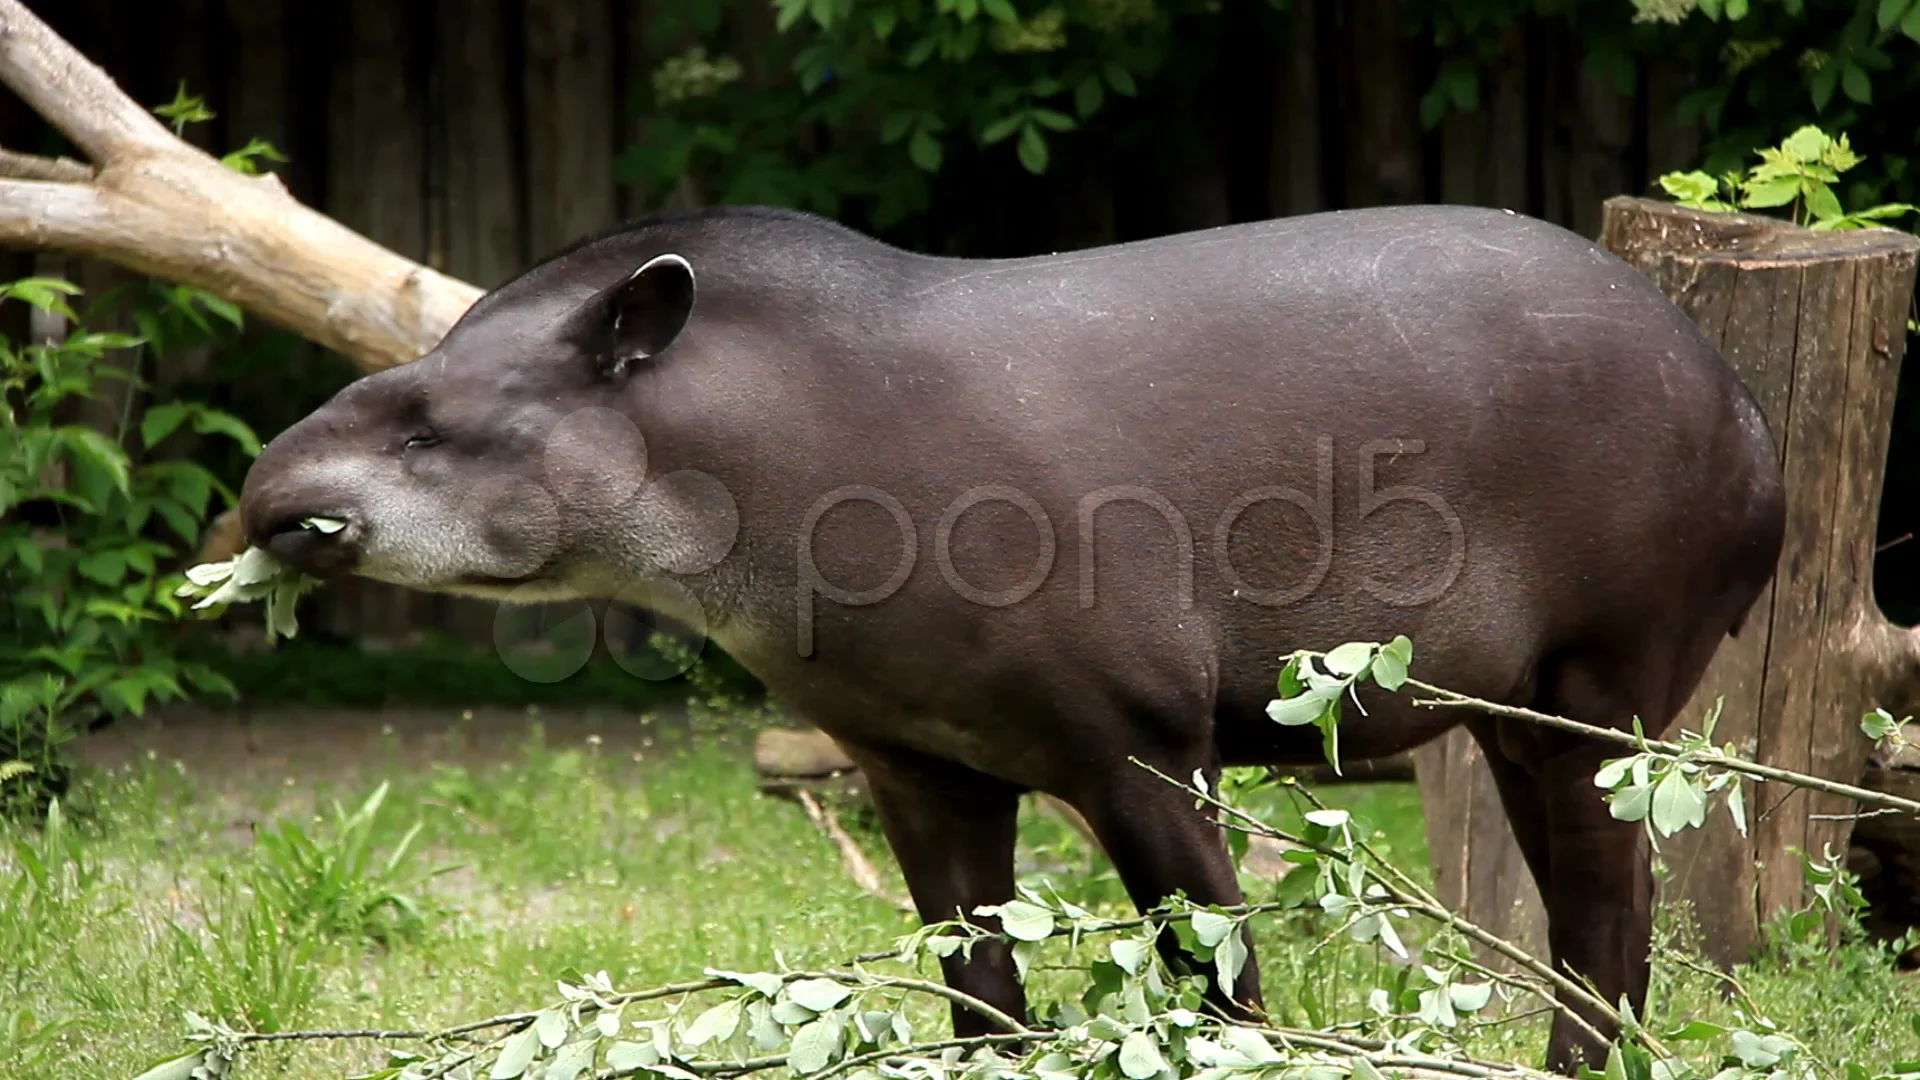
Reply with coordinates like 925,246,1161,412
1416,197,1920,970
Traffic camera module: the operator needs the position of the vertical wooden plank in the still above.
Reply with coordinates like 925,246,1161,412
1268,0,1324,217
1416,729,1548,974
324,0,432,647
1338,0,1421,207
438,0,527,289
1643,60,1701,187
1537,28,1572,229
1438,30,1526,210
430,0,526,645
223,0,293,181
1414,734,1468,910
1566,64,1634,238
524,0,620,257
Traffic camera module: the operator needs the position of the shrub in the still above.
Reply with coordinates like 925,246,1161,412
0,277,252,819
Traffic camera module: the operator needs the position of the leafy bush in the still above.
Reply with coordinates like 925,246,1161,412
0,277,254,819
1660,125,1916,229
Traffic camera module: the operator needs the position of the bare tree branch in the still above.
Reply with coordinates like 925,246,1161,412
0,0,483,371
0,146,90,181
0,0,179,162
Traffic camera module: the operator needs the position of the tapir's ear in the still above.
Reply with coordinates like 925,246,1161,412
604,253,695,376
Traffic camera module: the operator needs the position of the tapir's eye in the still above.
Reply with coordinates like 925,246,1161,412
404,430,444,451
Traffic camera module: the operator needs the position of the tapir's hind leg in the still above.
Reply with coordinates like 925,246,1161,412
1479,629,1724,1075
1067,747,1265,1023
839,739,1029,1036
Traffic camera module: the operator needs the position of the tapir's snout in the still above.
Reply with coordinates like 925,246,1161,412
239,434,366,580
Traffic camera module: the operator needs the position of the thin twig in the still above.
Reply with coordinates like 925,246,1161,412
796,790,914,911
817,970,1033,1035
1133,759,1621,1054
1407,680,1920,818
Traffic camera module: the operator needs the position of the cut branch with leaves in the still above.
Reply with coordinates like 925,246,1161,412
125,636,1920,1080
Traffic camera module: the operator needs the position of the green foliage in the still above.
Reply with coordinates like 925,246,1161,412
1659,125,1916,228
618,0,1920,242
0,278,253,820
1264,637,1412,774
621,0,1199,228
173,546,317,643
248,781,443,947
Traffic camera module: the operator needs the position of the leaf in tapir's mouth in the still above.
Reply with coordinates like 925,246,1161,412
174,545,318,643
301,516,348,534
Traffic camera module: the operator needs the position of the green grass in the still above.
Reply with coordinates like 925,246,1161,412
1,719,1915,1080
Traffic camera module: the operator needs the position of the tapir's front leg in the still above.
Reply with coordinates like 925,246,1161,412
839,737,1029,1035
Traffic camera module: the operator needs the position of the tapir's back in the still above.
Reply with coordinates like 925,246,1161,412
762,204,1785,767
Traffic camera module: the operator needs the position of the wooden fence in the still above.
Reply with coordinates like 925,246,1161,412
6,0,1716,647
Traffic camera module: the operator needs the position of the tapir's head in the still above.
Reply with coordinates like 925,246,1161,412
239,247,739,606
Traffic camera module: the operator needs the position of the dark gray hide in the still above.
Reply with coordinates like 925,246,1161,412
240,205,1787,1072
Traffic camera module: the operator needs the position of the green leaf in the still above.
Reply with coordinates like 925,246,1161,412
1110,937,1150,974
1594,757,1634,790
544,1039,597,1080
771,1000,818,1025
1213,927,1248,993
1075,76,1105,119
1781,128,1831,165
61,428,131,496
1904,2,1920,42
880,112,915,144
606,1041,657,1071
1649,769,1706,837
1030,108,1075,133
1726,779,1747,836
141,403,190,448
128,1051,210,1080
1370,649,1407,690
1104,62,1137,96
908,129,942,173
1266,691,1331,726
1842,64,1872,104
1665,1020,1728,1041
981,114,1024,144
710,969,785,998
787,978,852,1012
1303,808,1349,829
788,1017,842,1074
992,899,1055,941
1191,910,1234,947
1610,783,1653,822
1741,175,1802,209
1010,936,1042,981
1853,202,1917,221
1878,0,1910,29
682,998,744,1046
1323,641,1374,677
1118,1029,1168,1080
1604,1044,1630,1080
491,1027,541,1079
190,409,262,456
76,550,126,586
1447,981,1493,1012
980,0,1018,22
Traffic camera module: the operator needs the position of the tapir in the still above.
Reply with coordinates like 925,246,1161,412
239,204,1787,1071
